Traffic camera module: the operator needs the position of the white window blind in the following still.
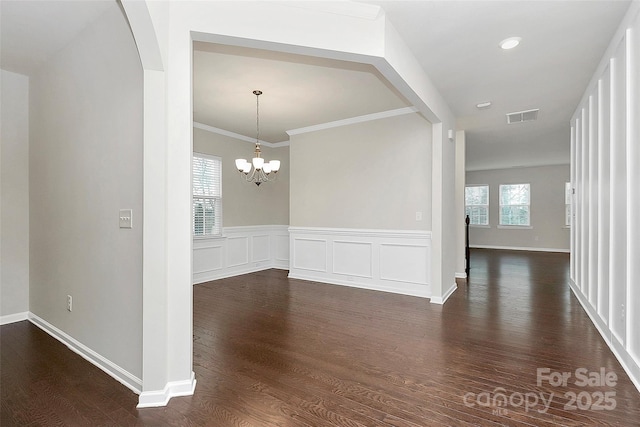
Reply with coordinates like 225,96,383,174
193,154,222,236
499,183,530,226
465,185,489,225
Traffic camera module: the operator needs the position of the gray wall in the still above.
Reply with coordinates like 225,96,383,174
290,113,432,230
29,4,143,377
1,69,30,319
466,164,570,251
193,128,290,226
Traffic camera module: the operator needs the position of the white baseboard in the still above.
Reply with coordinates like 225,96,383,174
137,372,197,408
194,263,287,285
569,280,640,394
430,282,457,304
470,244,569,253
288,272,430,299
455,272,467,279
0,311,29,325
28,313,142,394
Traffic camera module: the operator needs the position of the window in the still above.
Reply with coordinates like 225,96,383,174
565,182,572,226
193,153,222,236
465,185,489,225
499,183,530,226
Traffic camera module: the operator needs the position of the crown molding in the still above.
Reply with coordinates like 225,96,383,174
286,107,419,136
193,122,289,148
194,106,419,146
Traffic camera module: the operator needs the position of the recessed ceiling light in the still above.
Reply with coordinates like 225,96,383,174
500,37,521,50
476,101,492,109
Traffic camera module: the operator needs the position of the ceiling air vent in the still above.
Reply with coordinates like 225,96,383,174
506,108,539,124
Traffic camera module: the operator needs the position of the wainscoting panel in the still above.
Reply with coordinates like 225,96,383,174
251,234,270,263
274,234,290,269
289,227,432,299
333,241,372,278
193,225,289,284
192,244,223,275
379,244,429,284
292,238,327,272
227,236,249,268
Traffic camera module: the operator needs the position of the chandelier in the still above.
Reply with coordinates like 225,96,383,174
235,90,280,186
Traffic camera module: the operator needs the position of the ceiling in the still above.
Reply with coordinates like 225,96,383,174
1,0,632,171
192,42,411,143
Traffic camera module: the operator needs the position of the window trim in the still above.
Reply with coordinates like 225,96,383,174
565,181,572,227
499,183,531,227
193,152,222,238
465,184,490,226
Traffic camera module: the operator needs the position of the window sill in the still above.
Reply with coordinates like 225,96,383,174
193,234,226,241
470,225,491,229
497,225,533,230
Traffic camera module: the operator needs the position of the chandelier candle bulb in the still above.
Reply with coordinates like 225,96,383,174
252,157,264,170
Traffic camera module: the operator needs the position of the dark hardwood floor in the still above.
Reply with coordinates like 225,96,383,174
2,249,639,426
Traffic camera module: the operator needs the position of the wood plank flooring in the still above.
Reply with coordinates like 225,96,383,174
2,249,639,426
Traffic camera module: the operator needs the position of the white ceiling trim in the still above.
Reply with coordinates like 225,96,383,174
194,106,419,146
286,106,419,136
193,122,289,148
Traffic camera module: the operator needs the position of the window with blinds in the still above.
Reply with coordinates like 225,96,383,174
193,153,222,237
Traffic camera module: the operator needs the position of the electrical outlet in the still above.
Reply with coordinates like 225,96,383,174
67,295,72,312
119,209,133,229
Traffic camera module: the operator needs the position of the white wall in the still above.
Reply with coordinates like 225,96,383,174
1,69,30,323
570,2,640,392
290,112,432,230
466,165,570,252
121,0,457,406
29,3,143,390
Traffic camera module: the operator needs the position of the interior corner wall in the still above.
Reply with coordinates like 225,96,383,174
28,3,143,384
431,123,458,303
466,164,570,252
455,130,466,277
570,3,640,392
290,113,432,230
193,127,289,226
1,69,30,321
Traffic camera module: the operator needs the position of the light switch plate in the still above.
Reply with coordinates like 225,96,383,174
119,209,133,229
